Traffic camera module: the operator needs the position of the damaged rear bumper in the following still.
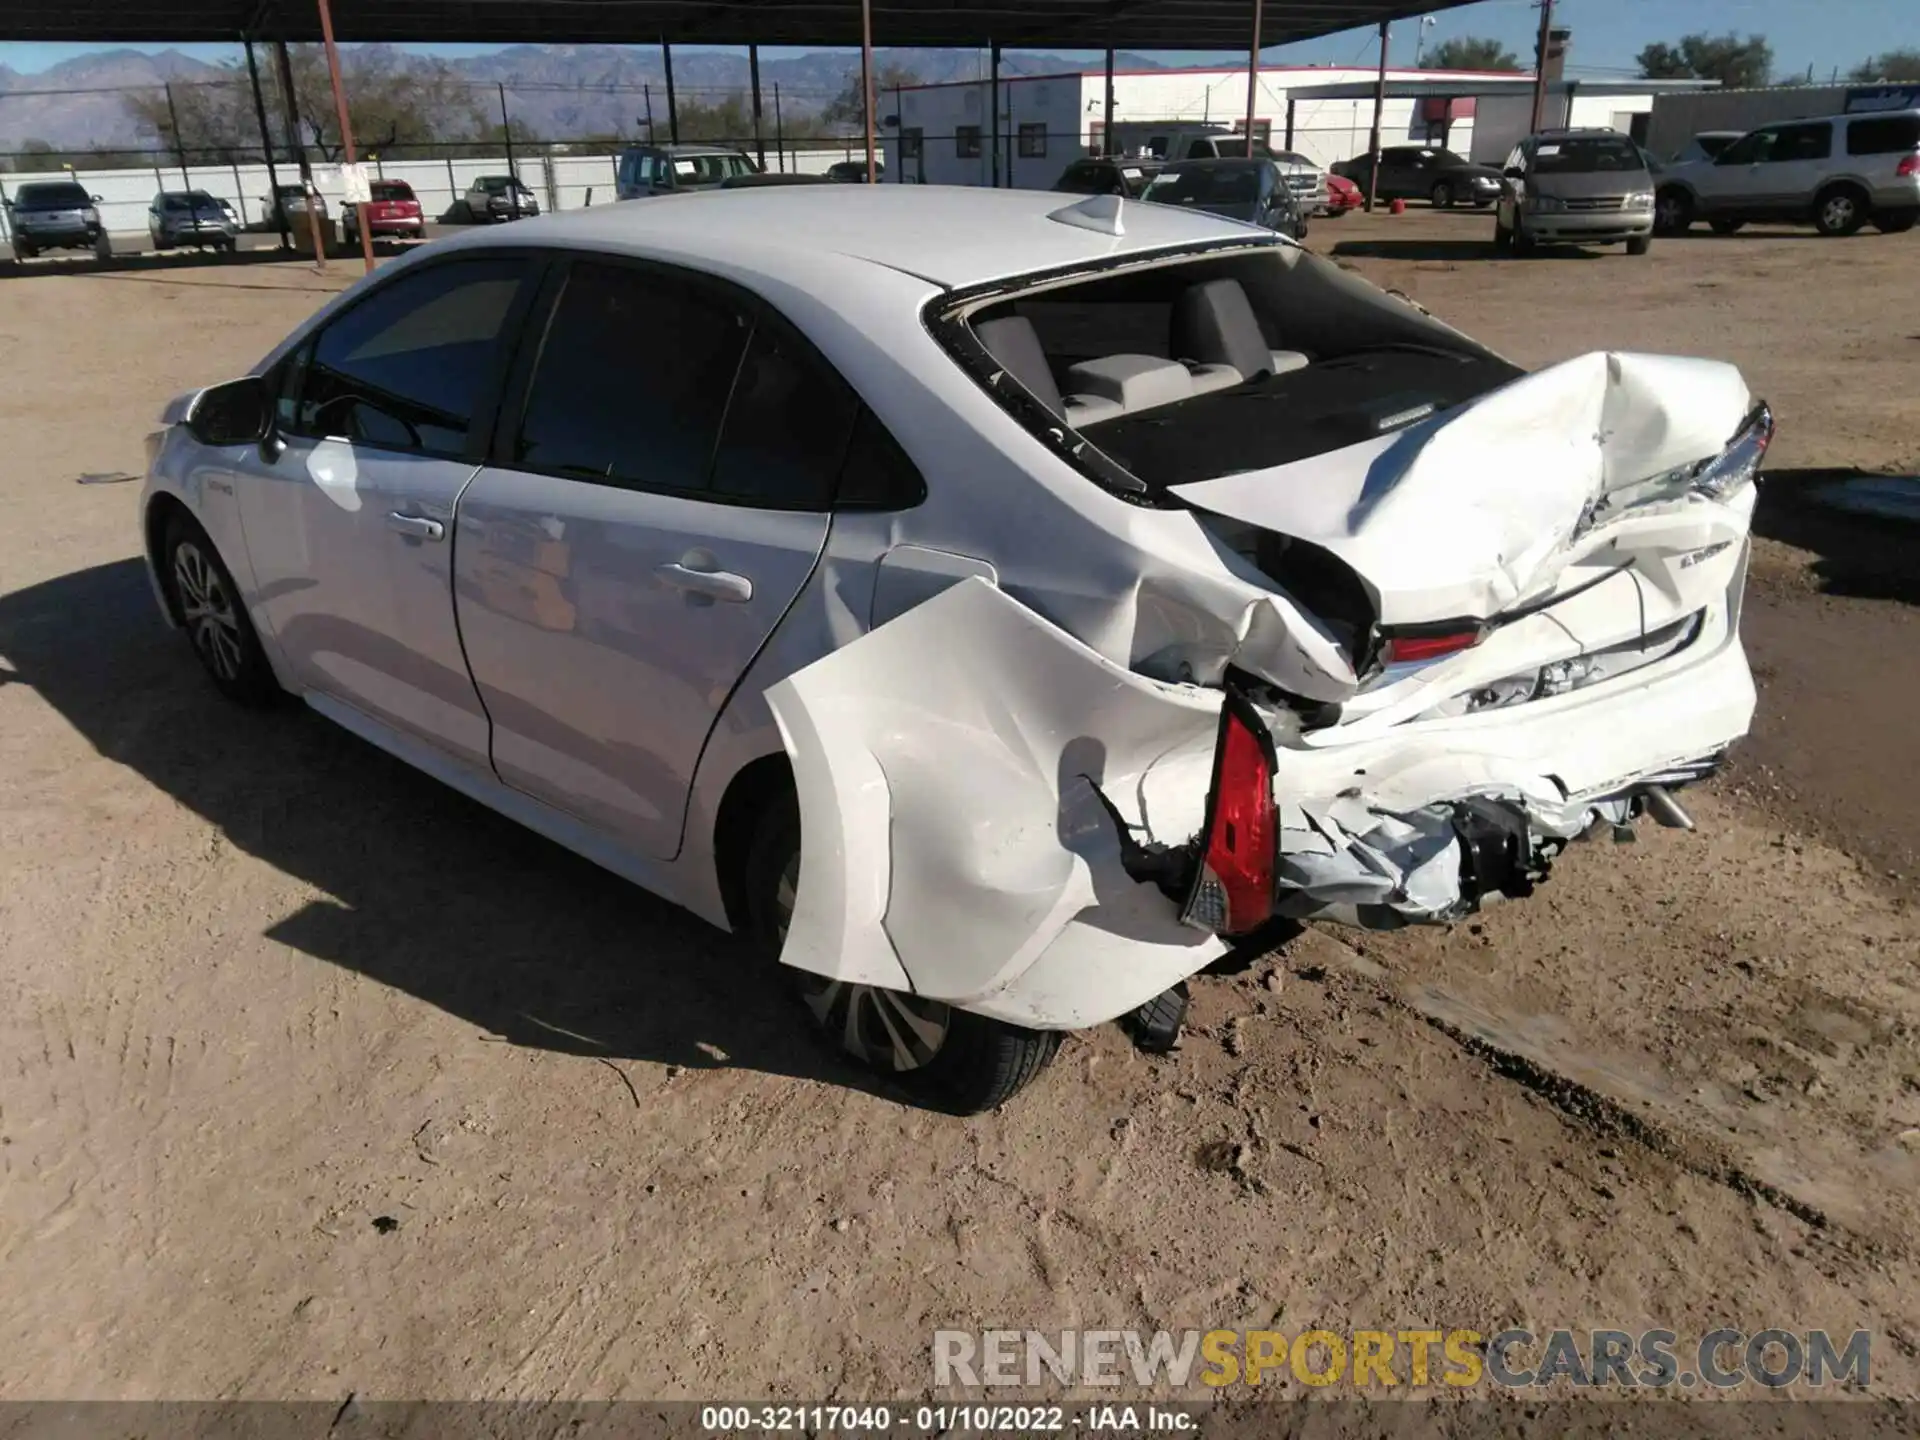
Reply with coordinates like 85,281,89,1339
763,574,1753,1032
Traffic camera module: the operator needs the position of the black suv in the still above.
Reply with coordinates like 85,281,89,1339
6,180,109,260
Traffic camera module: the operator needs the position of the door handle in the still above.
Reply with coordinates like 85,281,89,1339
387,512,445,542
654,561,753,603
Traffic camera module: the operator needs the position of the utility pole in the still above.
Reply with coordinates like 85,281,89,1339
164,82,191,189
748,45,766,170
773,83,785,171
1366,19,1389,210
273,39,328,271
643,85,654,142
1243,0,1263,158
498,82,517,210
861,0,877,183
315,0,376,274
1529,0,1555,135
242,41,286,245
1415,15,1436,68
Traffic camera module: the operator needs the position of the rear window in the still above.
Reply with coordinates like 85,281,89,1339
669,153,759,185
1847,115,1920,155
940,248,1523,500
1528,136,1647,174
1144,167,1261,206
371,181,415,201
15,183,90,209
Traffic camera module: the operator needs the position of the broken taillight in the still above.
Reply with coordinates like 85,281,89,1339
1381,628,1482,665
1180,696,1277,936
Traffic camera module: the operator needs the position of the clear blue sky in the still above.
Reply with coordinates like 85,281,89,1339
0,0,1910,81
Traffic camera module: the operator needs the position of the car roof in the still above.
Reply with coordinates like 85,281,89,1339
434,184,1277,290
631,143,748,156
1533,128,1630,139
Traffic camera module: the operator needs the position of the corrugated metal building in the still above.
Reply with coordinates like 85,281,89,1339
1645,83,1920,160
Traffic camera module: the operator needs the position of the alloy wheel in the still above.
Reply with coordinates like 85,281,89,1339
773,851,952,1073
1655,193,1688,232
1821,194,1857,233
173,541,244,681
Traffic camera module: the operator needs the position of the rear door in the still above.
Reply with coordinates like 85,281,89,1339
452,256,853,860
235,253,540,770
1769,120,1834,214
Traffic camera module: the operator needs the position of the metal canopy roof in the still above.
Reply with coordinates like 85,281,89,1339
0,0,1481,54
1284,77,1718,100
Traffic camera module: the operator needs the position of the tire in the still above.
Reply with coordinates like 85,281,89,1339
1493,216,1513,251
1872,211,1917,235
1814,185,1867,237
1708,218,1745,235
162,517,281,707
13,237,36,260
151,230,170,252
1654,187,1693,235
1511,223,1536,257
92,234,112,263
742,792,1059,1113
1430,180,1455,209
1124,982,1190,1055
1626,235,1652,256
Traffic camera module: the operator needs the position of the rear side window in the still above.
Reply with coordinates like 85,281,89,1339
1772,122,1833,162
287,256,527,457
371,181,414,201
514,260,749,491
708,313,859,509
1847,115,1920,155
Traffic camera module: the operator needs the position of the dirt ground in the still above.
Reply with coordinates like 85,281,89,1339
1,209,1917,1406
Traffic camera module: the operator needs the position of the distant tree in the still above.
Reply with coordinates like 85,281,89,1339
9,138,66,172
122,45,488,163
1636,32,1774,89
1424,37,1521,72
1848,48,1920,82
822,63,920,128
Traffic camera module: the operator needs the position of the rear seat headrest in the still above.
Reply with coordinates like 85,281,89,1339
973,314,1064,419
1172,278,1273,380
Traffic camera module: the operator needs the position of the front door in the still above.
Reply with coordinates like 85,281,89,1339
235,253,537,770
453,256,859,859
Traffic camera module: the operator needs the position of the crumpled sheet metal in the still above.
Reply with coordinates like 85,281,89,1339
1168,350,1753,628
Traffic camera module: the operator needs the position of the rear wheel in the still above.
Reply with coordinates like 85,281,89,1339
1654,187,1693,235
743,793,1058,1113
1430,179,1455,209
1814,184,1867,237
13,237,36,260
1873,211,1917,234
162,517,280,706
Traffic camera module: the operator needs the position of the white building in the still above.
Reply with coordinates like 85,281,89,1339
884,63,1524,188
884,64,1692,188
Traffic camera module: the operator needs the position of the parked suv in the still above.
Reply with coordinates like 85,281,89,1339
1496,129,1655,257
342,179,424,244
148,190,239,253
464,175,540,222
1654,109,1920,237
5,180,108,260
614,144,760,199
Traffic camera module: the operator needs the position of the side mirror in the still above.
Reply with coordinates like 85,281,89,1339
185,375,273,448
92,193,103,203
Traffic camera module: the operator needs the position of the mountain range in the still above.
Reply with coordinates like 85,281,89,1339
0,44,1167,152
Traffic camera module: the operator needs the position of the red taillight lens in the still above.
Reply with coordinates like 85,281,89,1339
1898,154,1920,178
1383,629,1481,664
1181,700,1276,936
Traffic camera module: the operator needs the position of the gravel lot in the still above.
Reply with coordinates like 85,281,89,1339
1,206,1917,1403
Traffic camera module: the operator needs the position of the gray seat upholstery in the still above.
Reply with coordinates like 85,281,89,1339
973,314,1064,418
1171,278,1310,380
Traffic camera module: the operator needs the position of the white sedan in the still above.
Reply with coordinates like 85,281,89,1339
141,186,1769,1111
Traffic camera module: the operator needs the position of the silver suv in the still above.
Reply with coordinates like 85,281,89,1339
1495,130,1655,257
1654,109,1920,237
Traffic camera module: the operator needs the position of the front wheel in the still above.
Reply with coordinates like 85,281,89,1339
1626,235,1652,256
163,518,281,706
1430,180,1455,209
1654,187,1693,235
743,794,1059,1113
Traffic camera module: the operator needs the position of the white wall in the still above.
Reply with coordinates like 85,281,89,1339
0,142,864,241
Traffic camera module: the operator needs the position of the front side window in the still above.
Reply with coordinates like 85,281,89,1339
956,125,982,158
1716,129,1774,166
513,261,749,492
286,256,527,457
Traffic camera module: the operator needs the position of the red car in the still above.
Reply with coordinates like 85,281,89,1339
342,180,425,243
1322,172,1364,217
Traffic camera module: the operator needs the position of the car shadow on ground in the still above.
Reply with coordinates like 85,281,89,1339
0,557,903,1102
1752,468,1920,606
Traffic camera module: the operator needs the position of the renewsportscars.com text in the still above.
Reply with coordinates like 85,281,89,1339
932,1328,1872,1390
